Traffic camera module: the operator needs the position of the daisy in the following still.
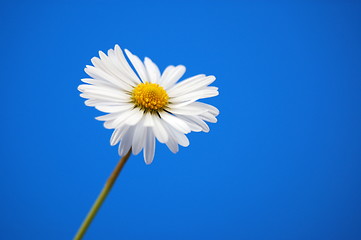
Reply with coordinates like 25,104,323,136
78,45,219,164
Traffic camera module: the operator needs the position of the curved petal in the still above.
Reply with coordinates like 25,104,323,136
92,52,137,88
161,65,186,90
118,126,135,156
123,108,144,126
170,128,189,147
158,65,174,85
84,66,133,92
143,112,154,127
190,102,220,116
114,45,141,84
166,104,208,116
85,99,123,107
103,109,137,129
165,134,179,153
132,117,146,155
78,84,130,101
170,87,219,103
144,57,161,83
152,116,169,143
158,111,191,134
95,104,133,113
168,75,216,97
176,115,210,133
110,125,130,146
199,111,218,123
124,49,149,83
144,128,156,164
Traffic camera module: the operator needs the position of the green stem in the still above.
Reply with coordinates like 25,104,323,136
74,149,132,240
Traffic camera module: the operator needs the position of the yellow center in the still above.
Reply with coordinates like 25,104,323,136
132,82,169,111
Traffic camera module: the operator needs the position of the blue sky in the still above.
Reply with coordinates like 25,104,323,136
1,1,361,239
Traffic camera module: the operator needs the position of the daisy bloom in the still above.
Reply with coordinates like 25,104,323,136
78,45,219,164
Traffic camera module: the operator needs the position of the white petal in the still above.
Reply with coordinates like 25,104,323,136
168,75,216,97
170,87,219,103
85,99,120,107
167,74,205,92
96,112,121,121
84,98,127,107
167,102,219,117
158,65,174,85
114,45,141,85
85,66,133,92
143,112,154,127
132,117,146,155
171,128,189,147
144,128,156,164
91,55,136,88
110,125,129,146
78,84,130,101
163,121,190,147
199,111,218,123
111,128,122,146
123,108,144,126
180,120,202,132
98,50,108,61
158,111,191,134
167,100,197,109
161,65,186,90
144,57,161,83
80,94,127,104
191,102,219,116
176,115,210,133
152,116,169,143
124,49,149,83
103,109,137,129
161,122,180,153
166,104,208,116
167,74,206,90
108,49,143,87
118,126,135,156
165,135,178,153
81,78,116,88
95,104,133,113
81,78,94,84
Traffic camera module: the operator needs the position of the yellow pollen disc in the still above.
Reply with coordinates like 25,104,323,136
132,82,169,111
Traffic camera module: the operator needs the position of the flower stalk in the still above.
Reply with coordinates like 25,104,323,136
74,149,132,240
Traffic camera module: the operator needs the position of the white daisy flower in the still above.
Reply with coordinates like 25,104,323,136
78,45,219,164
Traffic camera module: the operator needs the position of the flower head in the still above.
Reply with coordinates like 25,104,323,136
78,45,219,164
